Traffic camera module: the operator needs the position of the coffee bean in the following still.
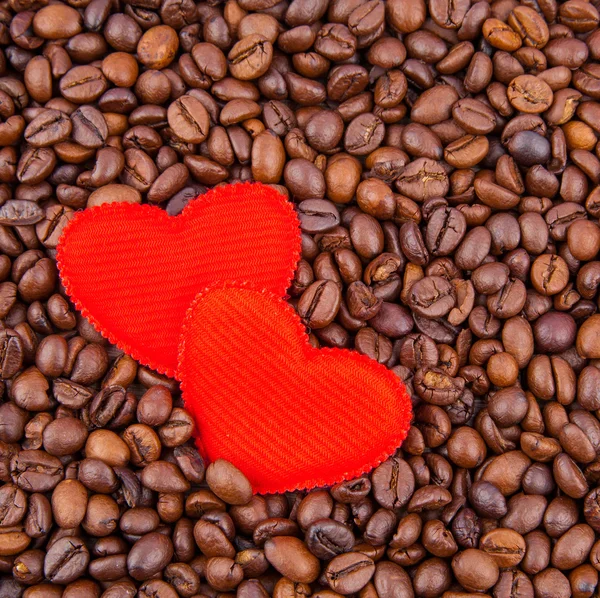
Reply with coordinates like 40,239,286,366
24,110,72,148
206,459,252,505
508,75,554,113
284,158,326,200
508,131,551,167
44,536,89,584
264,537,320,583
425,208,467,256
452,548,499,592
140,461,189,493
137,385,173,427
297,280,341,329
297,199,340,234
10,450,63,492
158,408,194,447
412,85,459,125
531,254,570,296
85,429,130,467
508,5,550,49
167,95,210,144
396,158,450,201
0,484,27,527
42,417,88,457
228,34,273,80
60,65,108,104
324,552,375,594
305,518,354,559
127,532,174,581
577,314,600,358
137,25,178,70
371,456,415,509
344,113,385,155
122,424,161,467
71,106,108,149
409,276,456,319
50,479,87,529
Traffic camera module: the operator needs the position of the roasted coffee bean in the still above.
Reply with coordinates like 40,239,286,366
42,417,88,457
508,75,553,113
43,536,89,584
228,34,273,80
297,280,341,329
409,276,456,319
297,199,340,234
10,450,63,492
324,552,375,594
264,536,320,583
452,548,499,591
206,459,252,506
425,207,467,256
24,110,72,148
127,532,174,581
344,113,385,155
167,95,210,144
371,457,415,510
59,65,108,103
305,518,354,559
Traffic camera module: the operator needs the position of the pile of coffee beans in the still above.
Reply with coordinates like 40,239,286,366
4,0,600,596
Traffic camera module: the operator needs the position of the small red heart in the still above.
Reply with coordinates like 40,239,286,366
57,183,300,378
178,283,412,494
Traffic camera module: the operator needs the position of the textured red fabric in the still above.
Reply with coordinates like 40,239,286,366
57,183,301,378
178,283,412,495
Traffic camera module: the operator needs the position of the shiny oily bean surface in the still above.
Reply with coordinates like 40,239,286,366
1,1,600,597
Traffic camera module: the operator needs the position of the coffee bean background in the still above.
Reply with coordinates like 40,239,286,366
3,0,600,596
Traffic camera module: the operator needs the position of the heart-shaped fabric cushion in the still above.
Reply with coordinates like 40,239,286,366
178,283,412,494
57,183,300,378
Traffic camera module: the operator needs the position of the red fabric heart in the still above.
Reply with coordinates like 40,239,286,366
57,183,301,378
178,283,412,494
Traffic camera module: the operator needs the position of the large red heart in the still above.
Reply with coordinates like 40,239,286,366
178,283,412,494
57,183,300,378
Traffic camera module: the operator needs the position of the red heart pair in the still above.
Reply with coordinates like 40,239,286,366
58,182,412,493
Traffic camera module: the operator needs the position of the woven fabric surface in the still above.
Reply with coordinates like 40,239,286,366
56,182,301,378
178,283,413,495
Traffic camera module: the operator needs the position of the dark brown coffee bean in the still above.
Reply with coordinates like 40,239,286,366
297,199,340,234
344,113,385,155
167,95,210,144
297,280,341,329
371,457,415,510
127,532,174,581
44,536,89,584
324,552,375,594
60,66,107,103
409,276,456,319
305,518,354,559
24,110,72,148
425,208,467,257
71,106,108,149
